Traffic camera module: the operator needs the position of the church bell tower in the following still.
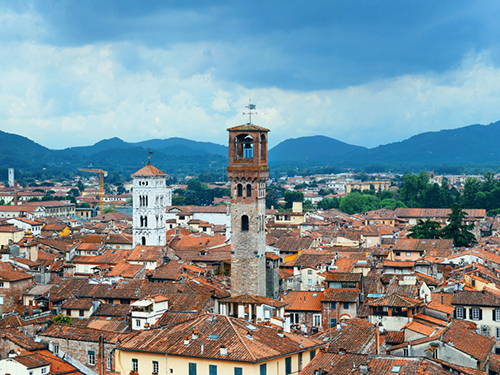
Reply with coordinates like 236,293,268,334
227,122,269,296
131,159,168,247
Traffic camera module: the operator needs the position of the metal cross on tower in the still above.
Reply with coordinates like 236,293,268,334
243,99,257,124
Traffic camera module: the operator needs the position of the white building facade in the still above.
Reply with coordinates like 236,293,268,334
132,162,171,246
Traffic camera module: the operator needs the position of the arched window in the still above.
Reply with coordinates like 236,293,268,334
246,184,252,197
242,215,249,231
236,134,253,159
141,237,146,246
260,134,267,161
237,184,243,197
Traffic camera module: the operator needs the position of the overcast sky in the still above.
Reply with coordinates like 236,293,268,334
2,1,500,150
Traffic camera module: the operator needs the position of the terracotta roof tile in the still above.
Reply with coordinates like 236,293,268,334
131,163,167,176
282,291,323,312
118,313,321,362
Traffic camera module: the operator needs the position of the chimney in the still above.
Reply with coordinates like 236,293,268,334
278,330,284,338
220,346,227,356
375,326,380,355
184,335,190,346
192,330,199,340
29,300,33,315
359,364,368,375
338,348,346,356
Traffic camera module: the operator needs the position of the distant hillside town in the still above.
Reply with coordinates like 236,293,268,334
3,124,500,375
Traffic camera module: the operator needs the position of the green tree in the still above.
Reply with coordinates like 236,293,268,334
52,314,72,325
400,170,429,207
317,197,340,210
339,192,364,214
318,189,331,196
266,184,285,209
408,219,442,239
284,191,304,210
379,198,406,210
439,203,477,247
461,178,481,208
77,179,85,193
103,206,116,214
69,188,80,197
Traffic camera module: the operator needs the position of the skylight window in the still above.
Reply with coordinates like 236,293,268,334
391,365,402,373
208,334,219,340
245,324,257,331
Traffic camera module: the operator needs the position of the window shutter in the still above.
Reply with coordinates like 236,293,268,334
469,308,472,320
453,308,456,319
493,309,496,322
479,308,483,320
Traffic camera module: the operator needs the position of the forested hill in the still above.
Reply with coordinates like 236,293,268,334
2,119,500,175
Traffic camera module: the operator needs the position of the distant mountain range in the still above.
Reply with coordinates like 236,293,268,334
2,120,500,176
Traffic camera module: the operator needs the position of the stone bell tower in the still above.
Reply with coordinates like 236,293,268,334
227,123,269,297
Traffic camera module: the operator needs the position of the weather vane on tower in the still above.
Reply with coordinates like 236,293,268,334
243,99,257,125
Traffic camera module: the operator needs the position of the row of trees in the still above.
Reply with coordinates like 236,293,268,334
399,170,500,215
408,203,477,247
172,179,230,206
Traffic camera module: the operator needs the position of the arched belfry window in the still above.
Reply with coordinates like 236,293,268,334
141,236,146,246
260,134,267,161
235,134,253,159
237,184,243,197
246,184,252,197
241,215,249,231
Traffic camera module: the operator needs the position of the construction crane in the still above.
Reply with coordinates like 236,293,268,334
78,168,108,214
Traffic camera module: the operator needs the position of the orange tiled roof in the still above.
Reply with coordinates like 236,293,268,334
131,163,167,176
118,313,321,363
282,291,323,311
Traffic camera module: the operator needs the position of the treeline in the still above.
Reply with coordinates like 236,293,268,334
266,171,500,216
172,180,230,206
401,171,500,216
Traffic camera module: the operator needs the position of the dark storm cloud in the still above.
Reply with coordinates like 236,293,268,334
17,0,500,91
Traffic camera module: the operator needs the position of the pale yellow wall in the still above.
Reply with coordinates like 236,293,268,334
116,348,317,375
0,230,24,246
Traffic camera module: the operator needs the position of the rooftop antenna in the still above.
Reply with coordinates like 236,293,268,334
148,150,153,165
243,99,257,125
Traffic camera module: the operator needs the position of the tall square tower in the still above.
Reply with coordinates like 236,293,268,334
227,124,269,296
131,162,169,246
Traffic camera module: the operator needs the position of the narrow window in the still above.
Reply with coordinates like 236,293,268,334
234,367,243,375
260,134,267,161
141,237,146,246
88,351,96,366
189,363,197,375
237,184,243,197
260,364,266,375
285,357,292,375
242,215,249,231
153,361,159,374
209,365,217,375
310,350,316,360
132,358,138,372
246,184,252,197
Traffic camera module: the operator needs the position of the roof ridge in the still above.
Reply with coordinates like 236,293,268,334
225,315,257,362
